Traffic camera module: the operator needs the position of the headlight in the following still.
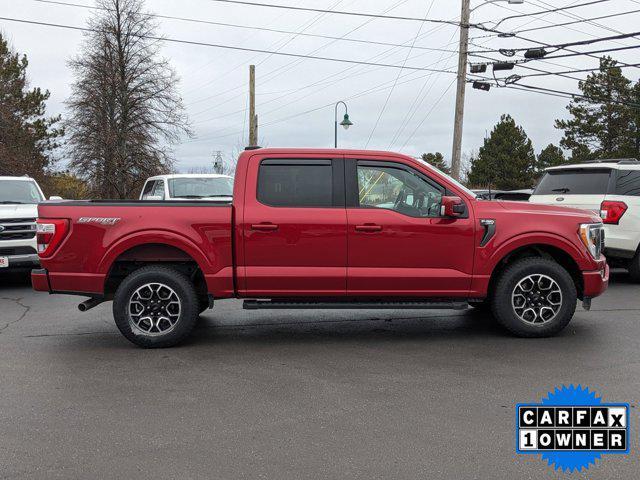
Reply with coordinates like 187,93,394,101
579,223,604,260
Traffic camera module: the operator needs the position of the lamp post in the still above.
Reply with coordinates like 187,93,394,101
450,0,524,180
334,101,353,148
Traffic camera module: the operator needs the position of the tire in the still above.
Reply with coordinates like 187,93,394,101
113,265,199,348
491,257,577,338
628,250,640,283
198,295,210,314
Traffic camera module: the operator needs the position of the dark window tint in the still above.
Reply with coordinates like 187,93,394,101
615,170,640,196
258,163,333,207
534,169,611,195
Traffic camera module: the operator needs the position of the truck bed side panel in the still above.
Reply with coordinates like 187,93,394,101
37,202,234,297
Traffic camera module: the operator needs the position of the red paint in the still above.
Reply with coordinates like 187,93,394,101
32,148,608,303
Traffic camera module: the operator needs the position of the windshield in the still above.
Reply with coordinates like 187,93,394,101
415,158,477,198
534,169,611,195
168,177,234,198
0,180,43,204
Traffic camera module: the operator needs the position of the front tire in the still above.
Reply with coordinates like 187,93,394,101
113,265,199,348
491,258,577,337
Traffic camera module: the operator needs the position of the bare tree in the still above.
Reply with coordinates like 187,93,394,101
65,0,190,198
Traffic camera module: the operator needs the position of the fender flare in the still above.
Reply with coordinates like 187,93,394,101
97,229,214,275
482,231,590,275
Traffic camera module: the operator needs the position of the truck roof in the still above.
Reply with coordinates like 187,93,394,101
146,174,233,180
0,176,36,181
240,147,412,157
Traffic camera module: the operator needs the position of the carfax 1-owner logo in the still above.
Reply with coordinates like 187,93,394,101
516,385,630,472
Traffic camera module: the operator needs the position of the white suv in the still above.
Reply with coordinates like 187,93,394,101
0,177,50,271
530,159,640,281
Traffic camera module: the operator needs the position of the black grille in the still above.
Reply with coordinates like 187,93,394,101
0,218,36,223
0,232,36,240
0,246,37,256
0,218,37,242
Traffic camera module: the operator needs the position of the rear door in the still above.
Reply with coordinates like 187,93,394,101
530,168,613,213
241,156,347,296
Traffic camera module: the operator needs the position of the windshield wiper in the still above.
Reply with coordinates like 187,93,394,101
0,201,25,204
551,188,570,193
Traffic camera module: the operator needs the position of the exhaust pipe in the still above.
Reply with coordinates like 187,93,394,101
78,297,105,312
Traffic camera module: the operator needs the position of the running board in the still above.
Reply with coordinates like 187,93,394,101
243,300,469,310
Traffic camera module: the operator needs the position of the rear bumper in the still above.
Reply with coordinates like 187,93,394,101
0,253,39,270
582,262,609,298
31,268,51,292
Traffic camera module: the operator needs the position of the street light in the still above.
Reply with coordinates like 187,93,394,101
470,0,523,12
334,100,353,148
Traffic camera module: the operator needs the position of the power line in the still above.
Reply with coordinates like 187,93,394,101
514,8,640,35
0,16,460,75
508,62,640,80
33,0,464,55
492,0,614,28
499,83,640,108
365,0,436,148
207,0,498,31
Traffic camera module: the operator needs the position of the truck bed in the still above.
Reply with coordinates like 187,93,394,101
37,201,234,297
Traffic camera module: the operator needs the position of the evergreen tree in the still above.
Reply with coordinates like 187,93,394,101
421,152,450,175
467,114,536,190
0,33,63,180
555,57,635,162
537,144,566,172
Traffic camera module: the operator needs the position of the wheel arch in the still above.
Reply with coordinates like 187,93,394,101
486,242,584,300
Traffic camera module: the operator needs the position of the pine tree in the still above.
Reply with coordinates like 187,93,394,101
421,152,450,175
467,114,536,190
0,33,63,181
537,144,566,172
555,57,635,162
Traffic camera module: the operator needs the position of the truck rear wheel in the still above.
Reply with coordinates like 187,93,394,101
113,265,199,348
491,257,577,337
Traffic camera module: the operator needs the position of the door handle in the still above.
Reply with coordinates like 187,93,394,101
355,224,383,233
251,223,279,231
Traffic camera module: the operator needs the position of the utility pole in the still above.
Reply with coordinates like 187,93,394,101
248,65,258,147
451,0,471,181
213,150,223,174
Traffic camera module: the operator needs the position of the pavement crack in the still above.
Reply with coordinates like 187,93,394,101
0,297,31,333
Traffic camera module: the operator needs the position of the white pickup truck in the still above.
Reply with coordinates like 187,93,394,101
0,176,60,271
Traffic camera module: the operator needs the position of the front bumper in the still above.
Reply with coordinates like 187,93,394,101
0,253,39,270
582,262,609,298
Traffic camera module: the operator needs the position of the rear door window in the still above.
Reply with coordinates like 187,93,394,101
257,160,335,207
614,170,640,196
534,169,612,195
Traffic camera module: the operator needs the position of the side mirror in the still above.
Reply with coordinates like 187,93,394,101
49,196,63,201
441,196,466,217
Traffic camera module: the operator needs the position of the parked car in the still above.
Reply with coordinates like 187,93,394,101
0,176,61,271
530,159,640,281
140,174,233,202
473,189,533,201
32,148,608,347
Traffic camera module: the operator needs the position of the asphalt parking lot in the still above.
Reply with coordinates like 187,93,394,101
0,271,639,479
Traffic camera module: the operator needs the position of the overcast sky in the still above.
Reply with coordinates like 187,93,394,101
1,0,639,172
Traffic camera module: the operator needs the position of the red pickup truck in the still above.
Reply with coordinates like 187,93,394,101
32,148,609,347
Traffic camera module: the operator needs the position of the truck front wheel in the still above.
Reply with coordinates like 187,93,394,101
113,265,199,348
491,258,577,337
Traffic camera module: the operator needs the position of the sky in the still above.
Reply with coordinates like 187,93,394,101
1,0,639,173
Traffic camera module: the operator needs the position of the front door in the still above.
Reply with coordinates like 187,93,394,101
345,158,475,297
242,157,347,296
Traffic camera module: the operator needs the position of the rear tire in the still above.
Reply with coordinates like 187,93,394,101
628,250,640,283
113,265,199,348
491,257,577,337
